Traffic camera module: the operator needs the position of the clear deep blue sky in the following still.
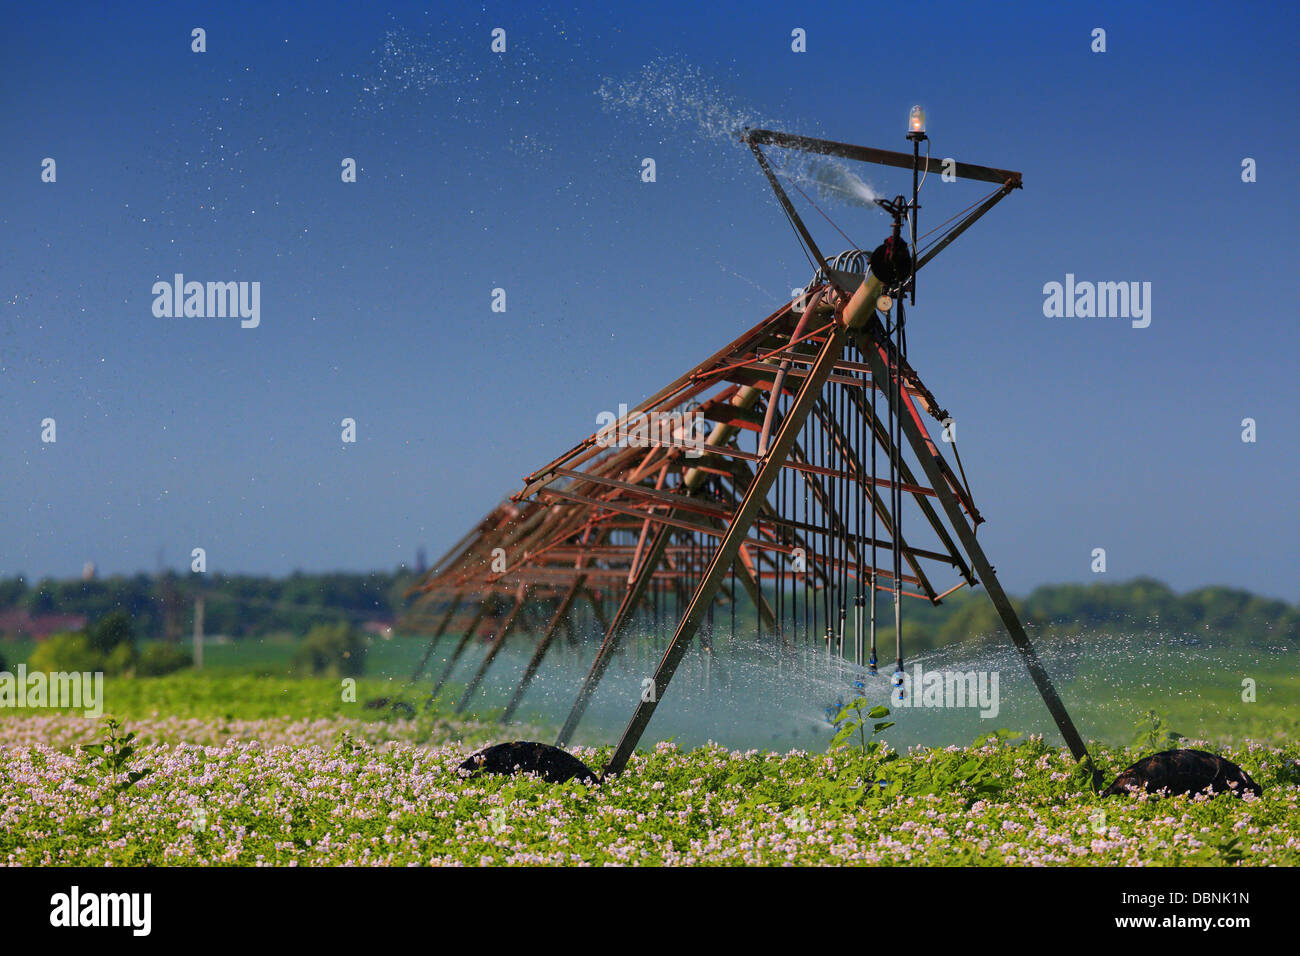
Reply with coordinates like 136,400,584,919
2,1,1296,599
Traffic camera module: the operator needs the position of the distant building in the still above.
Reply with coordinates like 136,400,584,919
82,561,96,581
363,620,394,639
0,609,89,641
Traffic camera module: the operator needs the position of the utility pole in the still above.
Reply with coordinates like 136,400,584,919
193,594,205,670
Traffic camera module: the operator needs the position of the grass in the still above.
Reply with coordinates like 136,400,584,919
1112,669,1300,745
57,672,427,722
1055,650,1300,747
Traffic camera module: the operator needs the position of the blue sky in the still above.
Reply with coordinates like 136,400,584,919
1,1,1296,599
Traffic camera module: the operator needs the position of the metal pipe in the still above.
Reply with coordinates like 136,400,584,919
758,289,826,456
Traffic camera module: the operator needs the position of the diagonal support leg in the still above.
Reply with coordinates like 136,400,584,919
500,575,587,724
555,524,672,746
855,318,1101,786
427,597,494,706
583,587,611,633
555,375,771,747
407,592,463,682
455,588,528,715
603,294,864,776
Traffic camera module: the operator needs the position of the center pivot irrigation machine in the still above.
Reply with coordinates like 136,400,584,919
408,108,1102,787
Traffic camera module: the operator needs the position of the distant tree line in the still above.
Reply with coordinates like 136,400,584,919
0,571,1294,649
0,569,420,642
868,577,1299,651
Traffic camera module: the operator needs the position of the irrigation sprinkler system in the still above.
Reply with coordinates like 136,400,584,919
410,110,1102,787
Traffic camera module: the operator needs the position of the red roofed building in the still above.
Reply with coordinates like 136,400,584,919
0,609,88,641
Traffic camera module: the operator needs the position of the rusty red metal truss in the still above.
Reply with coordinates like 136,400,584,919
405,284,979,726
398,129,1099,786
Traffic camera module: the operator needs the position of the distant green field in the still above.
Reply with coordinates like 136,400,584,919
1087,668,1300,745
4,628,1296,750
0,671,441,723
1055,648,1299,747
2,633,439,677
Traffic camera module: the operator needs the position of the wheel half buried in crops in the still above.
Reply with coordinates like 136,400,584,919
1102,748,1262,798
460,741,600,784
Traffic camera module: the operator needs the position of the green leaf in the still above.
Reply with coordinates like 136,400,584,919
872,721,895,733
867,706,891,719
